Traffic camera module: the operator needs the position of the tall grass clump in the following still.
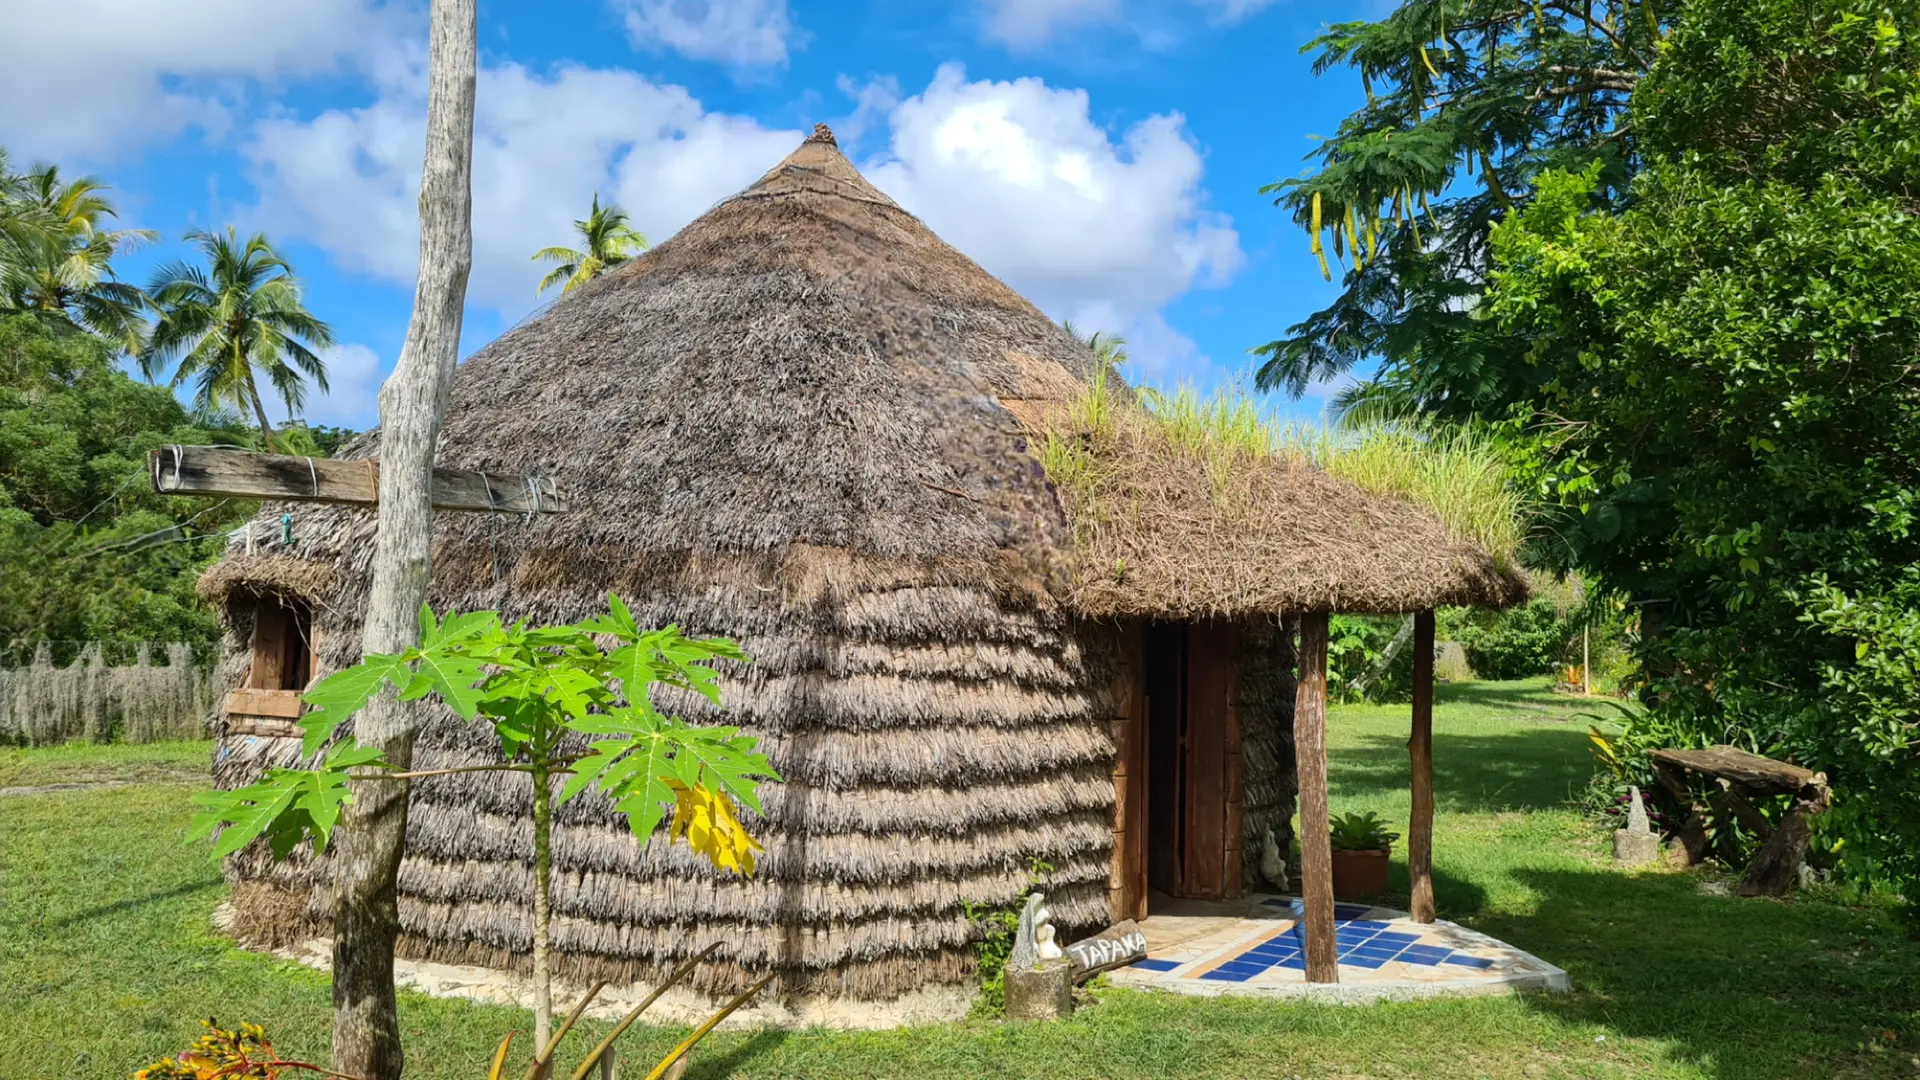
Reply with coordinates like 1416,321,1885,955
1275,423,1526,568
1036,376,1525,568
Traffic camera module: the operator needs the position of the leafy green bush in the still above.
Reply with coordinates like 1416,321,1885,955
1453,599,1575,681
1327,614,1415,702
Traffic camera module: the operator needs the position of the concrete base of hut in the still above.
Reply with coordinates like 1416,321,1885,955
212,902,977,1030
1107,892,1569,1003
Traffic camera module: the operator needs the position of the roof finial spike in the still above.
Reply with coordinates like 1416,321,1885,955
808,122,837,146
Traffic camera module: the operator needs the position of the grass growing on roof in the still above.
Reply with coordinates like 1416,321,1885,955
5,682,1917,1079
1043,374,1524,566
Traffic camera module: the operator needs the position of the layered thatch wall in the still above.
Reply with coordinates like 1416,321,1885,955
1235,616,1298,888
218,583,1119,994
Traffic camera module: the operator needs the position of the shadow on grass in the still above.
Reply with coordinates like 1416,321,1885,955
1431,680,1587,714
49,878,219,928
1328,728,1595,813
1492,866,1917,1079
687,1028,790,1079
1355,861,1491,924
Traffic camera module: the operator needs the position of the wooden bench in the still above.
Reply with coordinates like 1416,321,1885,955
1648,746,1829,896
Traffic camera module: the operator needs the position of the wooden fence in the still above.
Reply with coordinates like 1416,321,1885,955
0,643,215,745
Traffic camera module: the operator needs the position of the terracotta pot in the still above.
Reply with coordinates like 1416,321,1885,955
1330,847,1391,900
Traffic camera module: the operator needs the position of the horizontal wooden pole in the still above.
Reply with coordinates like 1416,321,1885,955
150,445,567,515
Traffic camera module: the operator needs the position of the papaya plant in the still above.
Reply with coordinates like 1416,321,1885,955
187,594,780,1051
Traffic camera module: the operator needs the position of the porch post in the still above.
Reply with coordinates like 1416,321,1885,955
1293,610,1337,983
1409,609,1436,923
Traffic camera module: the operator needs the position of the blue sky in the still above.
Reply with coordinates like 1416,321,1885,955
1,0,1379,430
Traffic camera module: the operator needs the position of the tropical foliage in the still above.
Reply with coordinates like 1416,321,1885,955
143,228,334,451
1061,319,1129,371
1257,0,1664,424
0,160,154,354
0,314,254,660
532,194,648,297
1328,811,1400,851
189,597,779,1042
1477,0,1920,918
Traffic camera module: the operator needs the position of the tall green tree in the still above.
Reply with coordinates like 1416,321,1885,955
532,193,648,297
0,313,253,656
143,228,334,451
1486,0,1920,918
0,162,153,354
1256,0,1665,422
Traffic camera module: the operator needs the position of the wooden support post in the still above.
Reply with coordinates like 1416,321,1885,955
1293,610,1337,984
149,445,567,514
1408,609,1436,924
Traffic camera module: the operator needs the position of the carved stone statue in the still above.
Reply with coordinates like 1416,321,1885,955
1613,786,1659,866
1260,828,1290,894
1009,892,1045,971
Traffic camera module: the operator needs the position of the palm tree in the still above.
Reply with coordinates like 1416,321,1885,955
532,194,648,297
143,228,334,450
0,149,41,298
1,163,154,353
1062,319,1129,372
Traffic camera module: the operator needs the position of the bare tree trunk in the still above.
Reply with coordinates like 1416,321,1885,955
247,379,280,452
530,761,555,1054
329,2,475,1077
1293,611,1337,984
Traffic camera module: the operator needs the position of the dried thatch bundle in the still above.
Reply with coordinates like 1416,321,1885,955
203,125,1518,1000
0,641,214,746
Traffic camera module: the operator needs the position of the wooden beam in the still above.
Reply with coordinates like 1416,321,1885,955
1409,609,1437,924
1293,610,1338,984
149,445,566,514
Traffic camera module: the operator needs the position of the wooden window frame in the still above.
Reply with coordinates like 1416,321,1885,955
226,595,317,735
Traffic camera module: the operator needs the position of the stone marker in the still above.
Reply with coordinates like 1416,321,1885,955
1613,786,1660,866
1004,960,1074,1020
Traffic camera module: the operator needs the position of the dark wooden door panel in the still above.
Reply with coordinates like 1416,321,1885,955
1183,620,1232,899
1145,621,1185,897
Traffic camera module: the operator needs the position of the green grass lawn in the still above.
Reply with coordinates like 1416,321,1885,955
4,680,1915,1079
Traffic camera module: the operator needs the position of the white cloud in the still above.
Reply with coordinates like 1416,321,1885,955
243,60,800,316
832,74,902,152
1195,0,1283,21
0,0,392,160
858,63,1241,378
979,0,1123,48
273,343,386,429
975,0,1281,49
613,0,801,68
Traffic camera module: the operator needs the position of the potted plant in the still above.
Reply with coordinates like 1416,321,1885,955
1328,811,1400,900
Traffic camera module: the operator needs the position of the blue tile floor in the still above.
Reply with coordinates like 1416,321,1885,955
1113,893,1568,997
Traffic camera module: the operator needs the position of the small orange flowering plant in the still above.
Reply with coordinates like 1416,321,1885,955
135,1019,347,1080
187,593,777,1052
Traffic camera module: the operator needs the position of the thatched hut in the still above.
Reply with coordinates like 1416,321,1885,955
204,124,1522,1000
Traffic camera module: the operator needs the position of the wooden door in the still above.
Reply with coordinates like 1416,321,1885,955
1137,620,1242,901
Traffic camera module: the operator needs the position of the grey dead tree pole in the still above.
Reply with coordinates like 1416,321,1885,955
329,0,476,1076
